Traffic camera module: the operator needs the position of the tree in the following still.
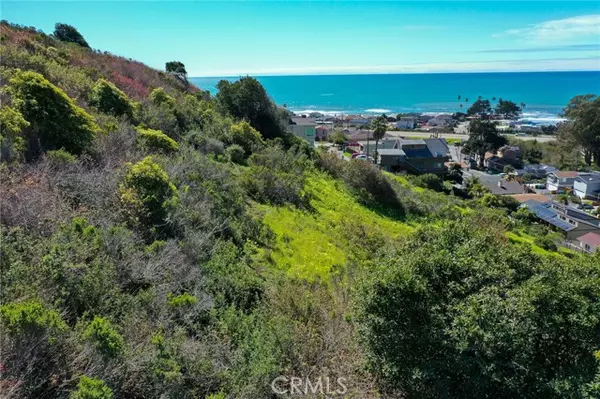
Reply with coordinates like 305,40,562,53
216,76,288,140
464,120,507,168
467,98,492,116
0,106,29,162
165,61,188,84
503,165,515,175
10,70,99,156
330,130,347,145
559,94,600,166
371,115,387,161
495,99,522,118
89,78,134,118
53,23,90,48
356,221,600,398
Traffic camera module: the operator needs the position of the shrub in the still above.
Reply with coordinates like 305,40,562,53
136,126,178,153
343,160,402,210
10,70,99,155
412,173,443,192
54,23,90,48
356,221,600,398
167,293,198,308
82,317,124,359
45,148,77,167
534,235,558,251
70,376,113,399
243,145,309,207
227,121,264,156
0,106,29,162
226,144,245,164
149,87,176,108
89,78,134,118
1,300,68,340
119,157,178,233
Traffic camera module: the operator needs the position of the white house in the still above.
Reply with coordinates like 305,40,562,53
396,117,416,129
428,114,454,127
574,173,600,200
546,171,580,192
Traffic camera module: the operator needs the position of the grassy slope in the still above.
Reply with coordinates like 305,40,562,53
259,171,413,281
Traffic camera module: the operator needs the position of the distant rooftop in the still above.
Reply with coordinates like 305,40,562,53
577,232,600,247
290,116,316,126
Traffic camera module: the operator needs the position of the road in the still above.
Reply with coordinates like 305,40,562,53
385,131,556,142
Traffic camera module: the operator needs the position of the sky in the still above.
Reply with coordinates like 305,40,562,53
2,1,600,76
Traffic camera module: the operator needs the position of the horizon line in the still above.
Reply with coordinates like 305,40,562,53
191,69,600,79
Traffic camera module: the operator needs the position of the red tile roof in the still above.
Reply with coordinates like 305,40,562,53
577,232,600,247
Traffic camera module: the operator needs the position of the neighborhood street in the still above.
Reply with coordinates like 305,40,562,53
385,131,556,142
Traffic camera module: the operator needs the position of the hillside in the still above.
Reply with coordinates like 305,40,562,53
1,21,600,399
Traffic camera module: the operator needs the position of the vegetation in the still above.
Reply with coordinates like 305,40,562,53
558,94,600,167
1,20,599,399
463,119,507,168
53,22,90,48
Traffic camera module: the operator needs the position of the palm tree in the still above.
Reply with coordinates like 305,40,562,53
457,95,461,112
371,115,387,163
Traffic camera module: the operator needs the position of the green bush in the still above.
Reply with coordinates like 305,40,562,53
149,87,176,108
167,293,198,308
120,157,178,233
226,144,245,164
82,317,124,358
70,376,113,399
356,221,600,398
46,148,77,167
0,106,29,162
90,78,134,118
412,173,443,192
534,235,558,251
137,126,178,153
0,300,67,340
10,70,99,155
227,121,264,156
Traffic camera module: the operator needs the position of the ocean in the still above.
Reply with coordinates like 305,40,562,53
190,71,600,125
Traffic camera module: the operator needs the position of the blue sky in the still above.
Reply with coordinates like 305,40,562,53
3,1,600,76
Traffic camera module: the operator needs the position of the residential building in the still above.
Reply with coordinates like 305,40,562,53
378,138,450,174
357,137,397,157
574,173,600,200
396,117,416,129
546,171,580,192
515,164,558,178
483,180,526,196
522,200,600,240
315,125,331,141
288,117,316,145
427,114,454,127
576,232,600,253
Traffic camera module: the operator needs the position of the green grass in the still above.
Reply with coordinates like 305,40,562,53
258,172,413,281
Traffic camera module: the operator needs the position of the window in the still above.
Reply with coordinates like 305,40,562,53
584,244,591,252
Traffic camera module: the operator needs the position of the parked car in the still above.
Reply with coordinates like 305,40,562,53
355,154,373,161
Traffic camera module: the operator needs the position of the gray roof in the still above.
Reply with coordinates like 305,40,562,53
425,138,450,157
377,149,406,156
290,117,316,126
400,139,426,146
485,180,524,195
576,173,600,184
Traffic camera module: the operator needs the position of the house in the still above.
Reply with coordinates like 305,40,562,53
546,171,580,192
482,180,526,195
576,232,600,253
510,193,552,204
288,117,316,145
357,137,397,157
515,164,558,178
315,125,331,141
396,117,416,130
522,200,600,240
485,145,521,171
573,173,600,200
427,114,454,127
378,138,450,173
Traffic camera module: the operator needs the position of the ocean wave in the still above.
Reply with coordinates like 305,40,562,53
365,108,392,113
291,109,346,116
